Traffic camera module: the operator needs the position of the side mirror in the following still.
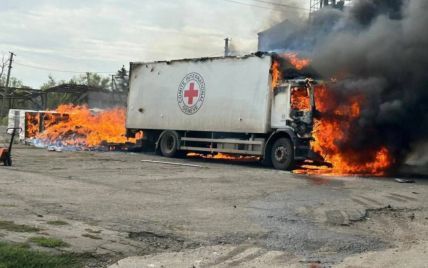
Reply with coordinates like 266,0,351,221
6,128,22,134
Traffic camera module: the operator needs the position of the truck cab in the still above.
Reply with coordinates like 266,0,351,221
267,79,316,169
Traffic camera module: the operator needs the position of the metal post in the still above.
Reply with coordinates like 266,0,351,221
5,52,15,110
224,38,230,57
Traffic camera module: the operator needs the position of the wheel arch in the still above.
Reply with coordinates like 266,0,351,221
263,128,297,159
155,130,181,153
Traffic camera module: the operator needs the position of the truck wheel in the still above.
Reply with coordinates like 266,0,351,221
271,138,294,170
159,131,179,157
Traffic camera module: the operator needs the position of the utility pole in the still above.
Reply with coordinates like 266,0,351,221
5,52,15,110
86,72,90,86
224,38,230,57
5,52,15,90
1,52,15,116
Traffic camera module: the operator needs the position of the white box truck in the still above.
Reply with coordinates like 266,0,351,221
126,53,316,170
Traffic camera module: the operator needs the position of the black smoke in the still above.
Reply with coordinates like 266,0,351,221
268,0,428,168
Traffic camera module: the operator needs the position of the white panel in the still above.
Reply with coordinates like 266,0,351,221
126,55,272,134
271,85,291,129
7,109,35,140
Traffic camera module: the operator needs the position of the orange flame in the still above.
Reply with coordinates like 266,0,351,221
187,152,259,161
295,85,393,176
34,105,139,147
271,60,282,89
283,52,310,70
270,53,310,89
25,112,40,138
291,87,311,111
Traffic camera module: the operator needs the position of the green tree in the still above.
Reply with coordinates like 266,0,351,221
0,76,24,88
40,75,59,90
112,66,129,92
72,72,111,89
40,76,75,108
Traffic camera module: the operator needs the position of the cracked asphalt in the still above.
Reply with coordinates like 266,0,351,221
0,128,427,267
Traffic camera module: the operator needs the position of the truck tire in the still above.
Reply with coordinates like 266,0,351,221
159,131,180,157
271,138,294,170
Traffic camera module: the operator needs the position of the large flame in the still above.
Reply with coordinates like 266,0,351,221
271,53,311,89
34,104,139,148
270,52,393,176
295,85,393,176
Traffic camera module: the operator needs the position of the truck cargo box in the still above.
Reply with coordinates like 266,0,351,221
126,54,273,134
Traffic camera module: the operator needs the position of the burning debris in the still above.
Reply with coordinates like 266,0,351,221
25,105,141,151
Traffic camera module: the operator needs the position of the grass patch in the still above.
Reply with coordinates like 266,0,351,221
0,221,40,233
82,233,102,240
0,242,80,268
46,220,69,226
29,237,69,248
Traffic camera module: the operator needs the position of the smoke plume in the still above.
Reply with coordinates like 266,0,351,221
267,0,428,169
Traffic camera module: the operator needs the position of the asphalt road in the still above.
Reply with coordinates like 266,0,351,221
0,134,427,267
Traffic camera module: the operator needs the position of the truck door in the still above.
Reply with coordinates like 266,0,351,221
289,84,314,138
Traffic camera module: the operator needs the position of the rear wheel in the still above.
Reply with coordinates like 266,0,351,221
271,138,294,170
159,131,180,157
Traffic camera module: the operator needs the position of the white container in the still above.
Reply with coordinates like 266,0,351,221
126,54,273,134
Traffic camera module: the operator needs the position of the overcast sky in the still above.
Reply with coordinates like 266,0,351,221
0,0,308,88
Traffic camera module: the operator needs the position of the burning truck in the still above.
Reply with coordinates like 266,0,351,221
126,53,318,170
9,52,392,175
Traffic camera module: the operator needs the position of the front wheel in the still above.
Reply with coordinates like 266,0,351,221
159,131,180,158
271,138,294,170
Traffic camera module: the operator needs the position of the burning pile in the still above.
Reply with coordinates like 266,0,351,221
30,105,139,150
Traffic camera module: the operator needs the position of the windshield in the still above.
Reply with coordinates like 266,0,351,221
290,87,311,111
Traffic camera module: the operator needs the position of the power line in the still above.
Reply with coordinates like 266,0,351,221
221,0,308,11
221,0,284,11
14,61,114,74
251,0,309,10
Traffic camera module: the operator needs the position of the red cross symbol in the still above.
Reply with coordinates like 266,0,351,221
184,82,199,105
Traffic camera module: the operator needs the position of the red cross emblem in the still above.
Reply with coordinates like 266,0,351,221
184,82,199,105
177,72,206,115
